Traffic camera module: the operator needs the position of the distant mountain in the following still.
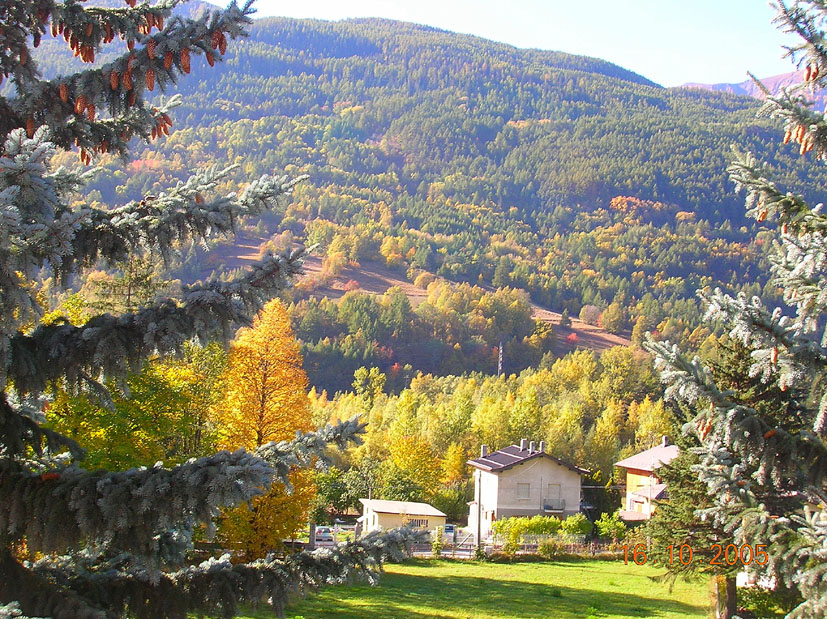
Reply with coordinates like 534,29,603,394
681,70,827,107
27,15,827,330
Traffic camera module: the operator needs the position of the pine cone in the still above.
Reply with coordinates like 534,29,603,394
219,33,227,55
59,82,69,102
86,103,95,122
211,30,221,50
26,117,34,138
19,46,27,66
85,23,93,37
128,91,136,107
147,39,156,59
206,51,214,67
181,47,190,73
146,68,155,90
164,50,173,69
110,70,119,90
75,94,88,114
122,70,133,90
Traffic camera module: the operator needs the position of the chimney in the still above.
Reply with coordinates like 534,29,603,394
662,436,669,447
481,444,488,458
520,438,528,451
539,440,545,453
529,441,536,453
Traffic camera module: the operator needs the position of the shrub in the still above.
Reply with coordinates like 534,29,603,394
578,304,601,325
595,510,627,542
414,271,436,289
492,515,564,554
538,537,566,560
431,527,444,557
561,513,594,536
739,585,803,618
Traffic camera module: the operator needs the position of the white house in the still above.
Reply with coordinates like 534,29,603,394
358,499,447,534
466,439,589,543
615,437,679,521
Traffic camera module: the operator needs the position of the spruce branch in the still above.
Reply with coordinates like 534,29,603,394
6,248,305,395
27,527,426,619
255,415,366,489
1,0,255,157
0,449,274,559
62,166,306,276
0,415,364,560
773,0,827,75
0,549,108,619
0,393,84,461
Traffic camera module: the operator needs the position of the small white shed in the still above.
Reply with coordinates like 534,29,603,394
358,499,447,534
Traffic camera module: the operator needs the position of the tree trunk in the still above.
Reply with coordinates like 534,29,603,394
715,575,738,619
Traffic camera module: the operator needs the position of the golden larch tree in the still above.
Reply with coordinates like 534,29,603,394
217,299,315,559
221,299,311,448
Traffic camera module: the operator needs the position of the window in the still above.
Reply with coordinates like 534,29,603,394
547,484,561,500
409,518,429,528
517,483,531,499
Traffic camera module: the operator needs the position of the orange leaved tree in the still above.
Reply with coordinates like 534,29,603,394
217,299,314,559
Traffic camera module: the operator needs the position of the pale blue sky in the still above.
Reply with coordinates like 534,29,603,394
251,0,801,87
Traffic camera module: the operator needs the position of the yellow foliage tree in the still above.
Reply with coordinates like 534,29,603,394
440,442,467,484
217,299,314,559
220,299,310,448
388,434,441,499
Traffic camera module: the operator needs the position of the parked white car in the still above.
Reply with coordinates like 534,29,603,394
315,526,333,542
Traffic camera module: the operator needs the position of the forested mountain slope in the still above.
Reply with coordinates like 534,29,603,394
34,11,824,342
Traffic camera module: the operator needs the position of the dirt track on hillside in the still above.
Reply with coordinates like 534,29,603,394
299,255,631,355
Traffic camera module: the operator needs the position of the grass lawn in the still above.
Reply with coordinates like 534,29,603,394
242,558,711,619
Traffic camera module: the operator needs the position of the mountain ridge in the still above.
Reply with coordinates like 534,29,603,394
28,13,827,347
680,69,827,107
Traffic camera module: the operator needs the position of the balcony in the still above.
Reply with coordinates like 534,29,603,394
542,498,565,512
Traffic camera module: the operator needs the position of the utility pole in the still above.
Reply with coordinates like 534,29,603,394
476,469,482,550
497,341,503,377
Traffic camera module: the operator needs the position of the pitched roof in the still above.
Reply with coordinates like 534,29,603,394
615,443,679,472
358,499,446,517
467,444,589,475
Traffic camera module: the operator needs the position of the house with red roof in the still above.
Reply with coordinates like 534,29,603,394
615,437,679,522
466,438,589,543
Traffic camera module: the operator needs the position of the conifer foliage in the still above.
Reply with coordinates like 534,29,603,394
645,2,827,617
0,1,420,617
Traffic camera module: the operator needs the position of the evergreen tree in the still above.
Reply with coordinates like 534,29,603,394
0,1,420,616
645,3,827,616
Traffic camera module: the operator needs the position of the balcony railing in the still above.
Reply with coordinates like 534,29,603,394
543,498,565,512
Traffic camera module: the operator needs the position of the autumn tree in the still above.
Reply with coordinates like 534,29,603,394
221,299,310,448
218,299,316,559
